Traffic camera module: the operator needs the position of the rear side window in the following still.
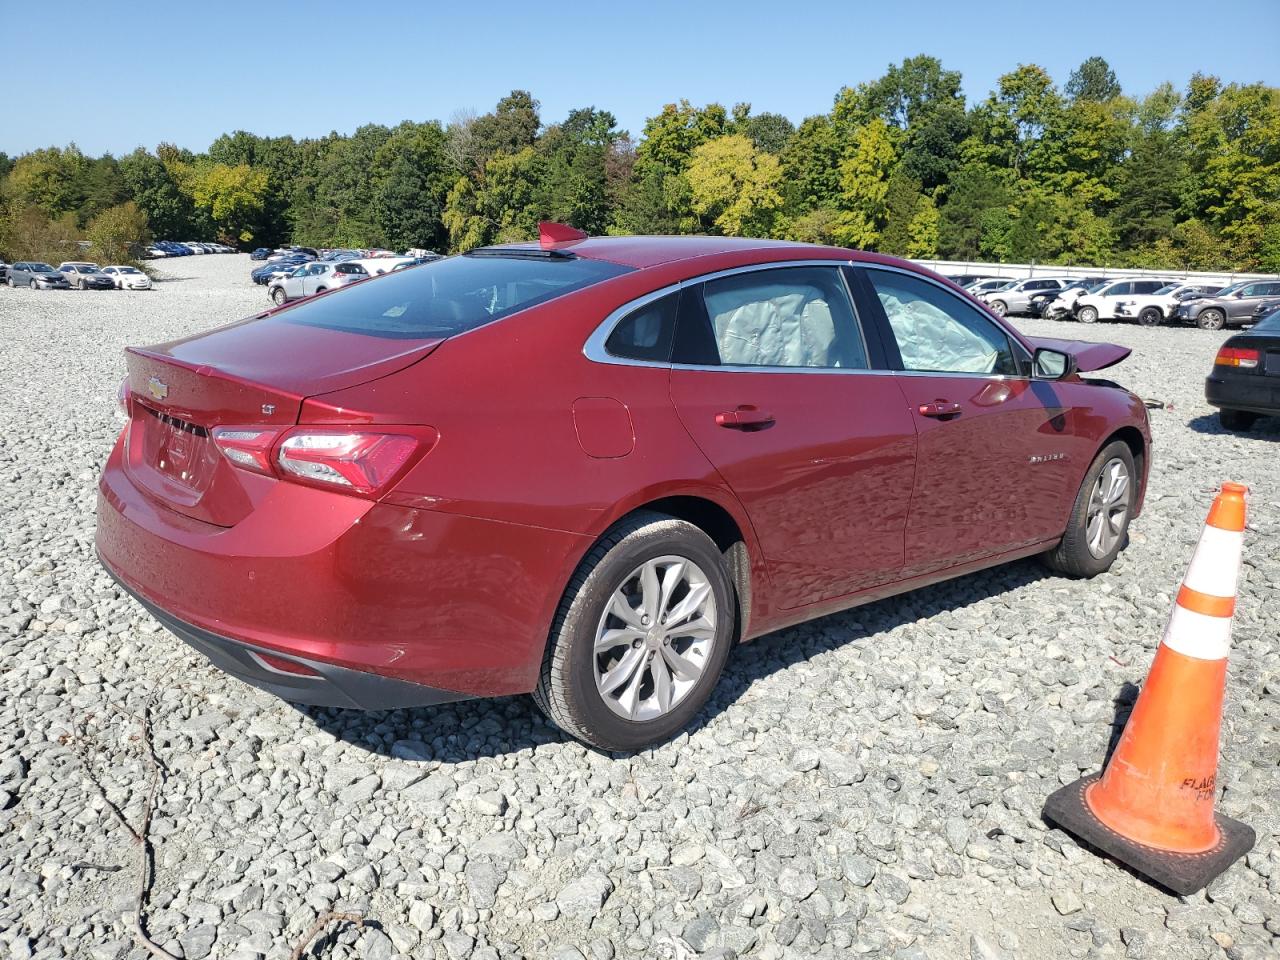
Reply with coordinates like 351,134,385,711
335,263,367,275
605,292,678,362
271,252,633,340
697,266,868,369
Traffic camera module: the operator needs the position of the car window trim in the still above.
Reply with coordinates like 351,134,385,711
584,259,885,375
850,263,1035,380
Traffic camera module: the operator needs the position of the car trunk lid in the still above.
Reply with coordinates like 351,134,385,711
122,316,443,526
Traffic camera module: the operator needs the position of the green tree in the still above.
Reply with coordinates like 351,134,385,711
186,162,269,243
834,118,897,248
87,201,151,264
1065,57,1121,103
119,148,195,240
905,194,939,258
373,121,453,250
443,147,543,251
471,91,541,163
686,134,784,236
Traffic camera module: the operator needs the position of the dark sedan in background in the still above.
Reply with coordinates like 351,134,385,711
1206,309,1280,430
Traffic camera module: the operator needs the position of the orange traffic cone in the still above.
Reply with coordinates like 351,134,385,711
1043,482,1255,894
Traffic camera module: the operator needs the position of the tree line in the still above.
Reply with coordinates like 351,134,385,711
1,56,1277,272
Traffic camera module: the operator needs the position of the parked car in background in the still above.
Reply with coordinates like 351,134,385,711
945,273,1002,288
267,261,369,304
251,248,271,260
101,265,154,290
8,262,71,288
390,254,443,272
1173,280,1280,330
965,278,1016,297
59,262,117,290
1036,279,1110,319
320,249,363,262
97,232,1151,750
0,260,9,284
1250,299,1280,326
1112,282,1222,326
981,277,1074,317
350,256,416,276
251,258,307,285
1072,279,1176,323
1205,309,1280,430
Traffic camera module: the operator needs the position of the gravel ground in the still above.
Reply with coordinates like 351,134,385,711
1,254,1277,960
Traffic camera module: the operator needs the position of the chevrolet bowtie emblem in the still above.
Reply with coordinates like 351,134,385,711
147,377,168,401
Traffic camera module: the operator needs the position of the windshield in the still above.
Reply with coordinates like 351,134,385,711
33,263,55,272
1154,284,1177,294
1212,281,1247,298
272,252,633,340
1254,309,1280,332
119,267,141,274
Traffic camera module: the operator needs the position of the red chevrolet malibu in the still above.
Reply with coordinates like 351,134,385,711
97,229,1150,750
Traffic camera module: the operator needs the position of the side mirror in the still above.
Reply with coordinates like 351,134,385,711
1033,348,1075,380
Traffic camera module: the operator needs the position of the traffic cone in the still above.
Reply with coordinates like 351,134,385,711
1043,482,1255,895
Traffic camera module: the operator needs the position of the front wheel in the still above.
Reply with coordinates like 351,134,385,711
1077,305,1099,323
989,300,1008,317
29,279,38,290
1197,309,1226,331
1137,307,1163,327
1218,409,1258,431
1043,441,1136,578
271,287,287,305
533,512,736,751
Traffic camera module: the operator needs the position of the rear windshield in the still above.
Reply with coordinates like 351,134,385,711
270,252,633,339
335,262,366,274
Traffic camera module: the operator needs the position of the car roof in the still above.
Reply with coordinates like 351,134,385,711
486,235,852,270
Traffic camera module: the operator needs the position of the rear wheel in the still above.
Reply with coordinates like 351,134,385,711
1077,305,1099,323
1218,409,1258,431
271,287,287,305
1137,307,1163,327
1043,441,1136,578
533,512,736,751
1197,309,1226,331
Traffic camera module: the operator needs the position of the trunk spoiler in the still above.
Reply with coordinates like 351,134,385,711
1025,336,1131,373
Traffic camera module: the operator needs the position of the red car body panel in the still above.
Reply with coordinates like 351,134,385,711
96,237,1152,707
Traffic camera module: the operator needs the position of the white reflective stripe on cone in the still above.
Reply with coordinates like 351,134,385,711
1182,526,1244,599
1161,604,1233,661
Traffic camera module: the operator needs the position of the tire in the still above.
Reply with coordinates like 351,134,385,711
533,511,736,751
1042,440,1136,578
29,280,38,290
271,287,287,305
77,279,86,290
1137,307,1163,327
314,286,326,294
1077,305,1099,323
989,299,1008,317
1197,309,1226,331
1218,409,1258,431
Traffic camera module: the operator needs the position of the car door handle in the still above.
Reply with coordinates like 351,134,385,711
716,406,775,430
917,400,962,419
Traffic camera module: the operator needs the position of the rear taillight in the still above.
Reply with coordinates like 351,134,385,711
116,378,131,419
277,431,422,495
211,427,278,476
1215,347,1259,369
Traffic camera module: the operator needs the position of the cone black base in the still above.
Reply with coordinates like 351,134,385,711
1043,774,1256,896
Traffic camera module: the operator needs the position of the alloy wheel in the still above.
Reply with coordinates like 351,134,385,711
1085,457,1130,558
593,555,718,722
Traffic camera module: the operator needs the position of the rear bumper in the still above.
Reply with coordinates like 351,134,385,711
104,560,469,709
1205,374,1280,416
96,431,591,704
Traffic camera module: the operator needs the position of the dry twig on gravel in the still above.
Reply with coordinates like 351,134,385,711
288,912,365,960
75,702,365,959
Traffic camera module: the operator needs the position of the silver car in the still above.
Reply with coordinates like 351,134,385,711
268,261,369,304
980,277,1075,317
59,262,117,290
8,262,71,289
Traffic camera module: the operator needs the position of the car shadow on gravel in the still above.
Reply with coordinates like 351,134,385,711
300,558,1062,763
1187,413,1280,439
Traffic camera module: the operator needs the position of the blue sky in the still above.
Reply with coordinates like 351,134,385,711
3,0,1277,157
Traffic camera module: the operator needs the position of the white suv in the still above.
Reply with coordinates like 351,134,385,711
1111,282,1223,326
1073,279,1176,323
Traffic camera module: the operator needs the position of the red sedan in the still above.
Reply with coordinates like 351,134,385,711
97,229,1150,750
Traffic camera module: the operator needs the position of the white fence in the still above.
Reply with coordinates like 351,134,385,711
908,259,1278,287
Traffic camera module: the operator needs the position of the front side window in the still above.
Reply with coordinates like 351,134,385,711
867,269,1019,376
698,266,867,369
